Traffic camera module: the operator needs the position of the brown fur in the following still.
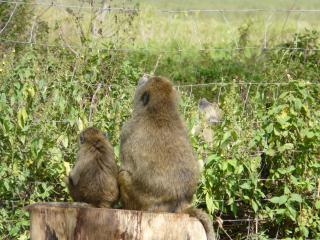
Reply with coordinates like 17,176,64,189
183,207,215,240
119,76,215,239
66,127,119,208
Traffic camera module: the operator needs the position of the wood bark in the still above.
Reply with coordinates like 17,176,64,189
26,202,207,240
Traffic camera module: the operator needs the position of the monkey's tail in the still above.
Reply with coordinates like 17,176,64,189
182,207,216,240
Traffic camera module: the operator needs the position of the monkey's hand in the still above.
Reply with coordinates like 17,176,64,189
118,170,132,186
118,170,134,208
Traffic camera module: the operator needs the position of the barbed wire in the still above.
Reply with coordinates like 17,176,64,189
78,81,320,88
2,37,320,53
41,147,318,157
176,81,320,88
0,2,18,35
1,0,320,13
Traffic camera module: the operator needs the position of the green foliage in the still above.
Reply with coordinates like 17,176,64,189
0,4,319,240
198,81,320,238
0,44,141,239
0,0,34,53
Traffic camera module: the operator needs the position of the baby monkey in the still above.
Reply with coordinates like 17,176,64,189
66,127,119,208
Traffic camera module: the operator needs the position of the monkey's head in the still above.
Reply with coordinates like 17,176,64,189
199,98,211,111
79,127,108,146
133,76,178,115
198,98,223,125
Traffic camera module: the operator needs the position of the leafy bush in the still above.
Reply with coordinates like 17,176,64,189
198,81,320,239
0,0,34,53
0,4,319,239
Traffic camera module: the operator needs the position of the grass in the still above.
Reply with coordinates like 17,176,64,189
41,0,320,9
135,0,320,10
29,0,320,82
33,0,320,51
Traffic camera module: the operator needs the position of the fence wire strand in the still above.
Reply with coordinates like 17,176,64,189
2,37,320,52
1,1,320,13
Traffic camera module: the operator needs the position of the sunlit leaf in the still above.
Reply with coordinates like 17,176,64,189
290,193,302,203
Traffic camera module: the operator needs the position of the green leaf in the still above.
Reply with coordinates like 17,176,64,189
57,135,68,148
62,137,68,148
266,123,273,133
205,194,215,214
290,193,302,203
228,159,237,168
63,161,71,175
301,226,309,237
251,200,258,212
278,143,294,153
206,154,220,165
287,205,297,221
4,181,10,190
269,196,280,204
227,198,234,205
315,200,320,209
278,166,295,175
243,195,250,201
293,98,303,111
240,182,251,190
114,144,120,159
236,165,244,174
265,149,275,157
284,185,291,194
230,202,238,215
276,113,290,128
275,208,286,215
278,195,288,205
269,195,288,205
301,129,315,139
17,107,27,128
221,161,228,171
220,131,231,146
78,118,84,131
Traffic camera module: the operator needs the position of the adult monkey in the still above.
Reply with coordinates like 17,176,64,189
119,76,215,240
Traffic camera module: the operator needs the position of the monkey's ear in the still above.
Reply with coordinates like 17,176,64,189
141,91,150,106
80,133,85,144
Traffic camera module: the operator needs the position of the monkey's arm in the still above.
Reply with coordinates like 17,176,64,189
69,154,93,186
118,170,133,198
120,120,137,146
118,170,142,210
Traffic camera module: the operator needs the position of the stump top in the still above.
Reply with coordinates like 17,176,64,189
26,202,190,218
27,202,207,240
26,202,92,210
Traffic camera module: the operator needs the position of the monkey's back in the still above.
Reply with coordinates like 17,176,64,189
69,148,119,208
121,117,200,207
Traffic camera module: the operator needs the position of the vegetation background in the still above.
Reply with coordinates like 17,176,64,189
0,0,319,239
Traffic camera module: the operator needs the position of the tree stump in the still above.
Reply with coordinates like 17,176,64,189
26,202,207,240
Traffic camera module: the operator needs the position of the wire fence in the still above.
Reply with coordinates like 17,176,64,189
1,1,320,239
2,37,320,53
1,0,320,12
1,0,320,53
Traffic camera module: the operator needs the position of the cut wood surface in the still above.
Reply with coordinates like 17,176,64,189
26,202,207,240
